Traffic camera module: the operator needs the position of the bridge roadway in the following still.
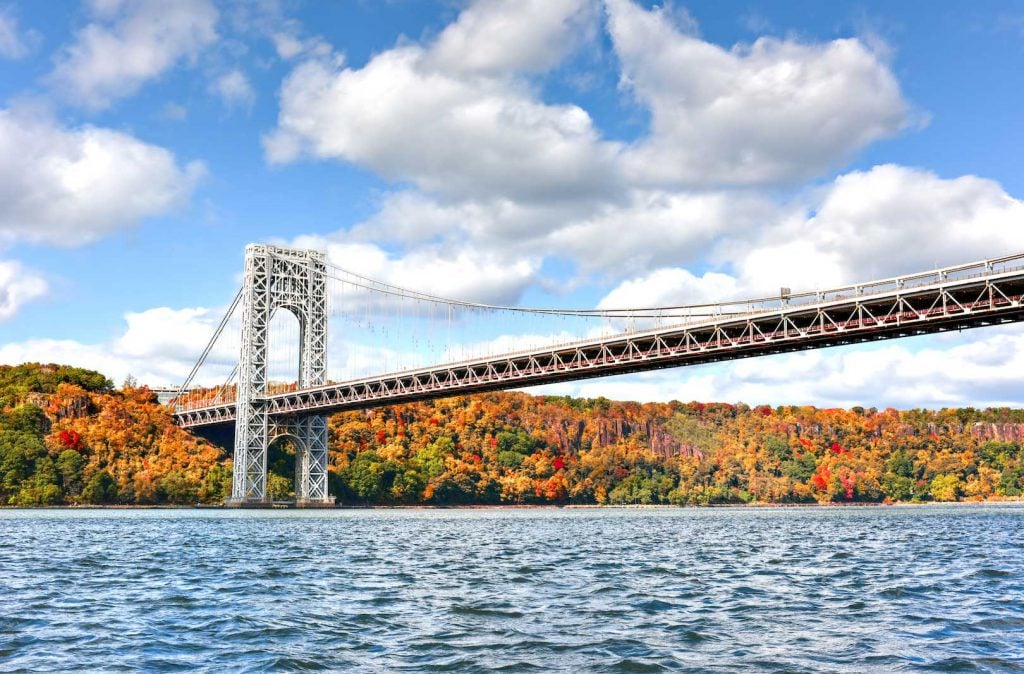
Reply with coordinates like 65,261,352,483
174,255,1024,429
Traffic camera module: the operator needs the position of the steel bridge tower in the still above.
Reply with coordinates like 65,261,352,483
228,244,333,507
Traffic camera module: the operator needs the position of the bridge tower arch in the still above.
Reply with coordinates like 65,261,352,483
229,244,332,507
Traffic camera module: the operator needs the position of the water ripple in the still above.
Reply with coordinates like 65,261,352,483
1,505,1023,672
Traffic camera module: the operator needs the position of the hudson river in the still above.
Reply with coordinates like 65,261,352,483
2,506,1023,671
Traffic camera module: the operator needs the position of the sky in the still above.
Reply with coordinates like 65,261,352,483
1,0,1023,409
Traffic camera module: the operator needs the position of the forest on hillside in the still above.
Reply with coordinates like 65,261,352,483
1,363,1023,506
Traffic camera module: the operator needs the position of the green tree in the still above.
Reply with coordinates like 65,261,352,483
57,450,85,499
267,473,294,500
345,451,388,502
158,471,198,504
764,435,792,462
929,474,962,502
82,471,118,504
881,473,914,501
198,464,232,503
886,451,915,479
782,454,817,482
0,431,45,504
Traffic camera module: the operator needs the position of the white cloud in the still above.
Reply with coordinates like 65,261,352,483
727,165,1024,297
50,0,218,109
0,259,47,320
534,324,1024,409
606,0,911,186
266,48,620,202
270,19,331,61
543,188,773,277
0,305,236,386
597,267,739,309
0,5,39,59
287,236,541,306
264,0,619,203
599,165,1024,308
265,0,919,287
0,108,204,247
425,0,596,76
208,69,255,109
792,165,1024,280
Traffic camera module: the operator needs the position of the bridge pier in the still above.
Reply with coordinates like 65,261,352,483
228,244,334,508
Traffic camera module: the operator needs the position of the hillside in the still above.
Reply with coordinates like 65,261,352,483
1,363,1022,506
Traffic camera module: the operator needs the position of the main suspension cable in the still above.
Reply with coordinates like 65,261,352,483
173,287,243,401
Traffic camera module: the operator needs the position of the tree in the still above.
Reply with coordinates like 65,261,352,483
82,471,118,504
57,450,85,499
158,471,198,504
929,474,962,502
198,464,232,503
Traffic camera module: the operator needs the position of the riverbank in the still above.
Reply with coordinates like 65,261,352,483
5,498,1023,510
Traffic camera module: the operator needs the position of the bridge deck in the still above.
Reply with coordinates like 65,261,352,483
175,262,1024,428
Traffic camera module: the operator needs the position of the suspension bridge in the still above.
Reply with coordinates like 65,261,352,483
170,244,1024,506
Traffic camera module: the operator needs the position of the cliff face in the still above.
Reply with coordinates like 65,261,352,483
591,418,695,458
971,423,1024,443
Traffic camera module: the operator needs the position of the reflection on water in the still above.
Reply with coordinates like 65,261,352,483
1,505,1023,671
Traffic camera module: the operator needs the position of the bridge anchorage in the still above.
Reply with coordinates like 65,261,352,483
172,245,1024,508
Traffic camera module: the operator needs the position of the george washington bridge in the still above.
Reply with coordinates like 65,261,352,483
169,245,1024,506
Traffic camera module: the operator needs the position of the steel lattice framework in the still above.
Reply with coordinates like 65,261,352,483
177,252,1024,435
229,244,331,507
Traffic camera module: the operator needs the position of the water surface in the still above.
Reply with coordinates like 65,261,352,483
2,505,1023,672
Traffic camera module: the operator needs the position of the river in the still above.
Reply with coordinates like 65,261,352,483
1,505,1022,672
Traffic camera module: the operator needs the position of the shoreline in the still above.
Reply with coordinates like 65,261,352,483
3,499,1023,511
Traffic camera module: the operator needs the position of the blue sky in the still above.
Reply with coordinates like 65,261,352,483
1,0,1023,408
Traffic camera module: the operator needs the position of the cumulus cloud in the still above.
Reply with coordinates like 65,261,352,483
208,69,255,109
0,108,204,247
50,0,218,109
265,0,919,286
599,165,1024,307
543,188,773,277
0,259,47,320
425,0,597,76
264,0,619,203
0,304,237,386
605,0,911,186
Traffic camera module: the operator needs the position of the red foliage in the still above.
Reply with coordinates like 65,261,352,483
376,430,386,444
929,433,940,441
429,417,440,426
829,442,846,455
471,454,482,463
553,457,565,470
756,405,773,417
811,465,831,490
58,429,82,450
840,473,856,500
799,438,813,449
489,436,498,448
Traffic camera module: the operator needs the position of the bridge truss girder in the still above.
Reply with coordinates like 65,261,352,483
177,270,1024,429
